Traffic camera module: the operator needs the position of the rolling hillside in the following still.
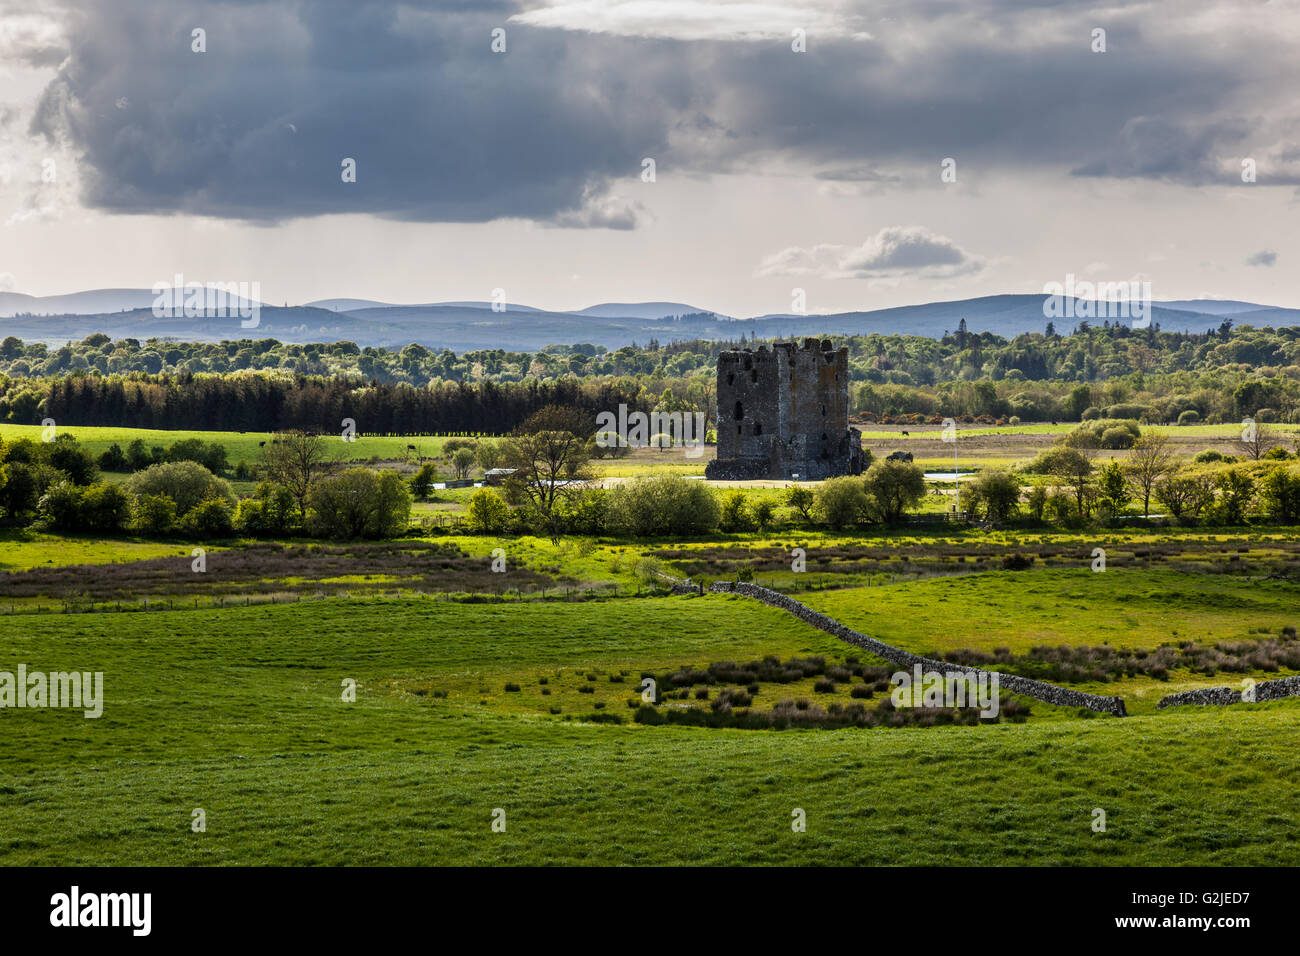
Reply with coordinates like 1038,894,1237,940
3,292,1297,351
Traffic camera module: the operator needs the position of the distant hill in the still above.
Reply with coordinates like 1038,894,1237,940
1154,299,1273,316
570,301,724,319
305,298,546,314
2,291,1296,350
1,287,267,318
305,298,398,312
0,289,162,316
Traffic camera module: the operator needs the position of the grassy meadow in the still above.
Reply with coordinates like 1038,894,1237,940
3,419,1300,866
0,423,448,467
2,542,1300,865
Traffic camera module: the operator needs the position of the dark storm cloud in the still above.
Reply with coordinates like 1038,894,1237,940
30,0,686,223
28,0,1300,224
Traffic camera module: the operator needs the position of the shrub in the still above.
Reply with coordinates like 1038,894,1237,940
1178,410,1200,425
719,490,755,532
1100,426,1136,449
45,438,99,485
1104,403,1150,422
863,459,927,522
305,468,411,538
180,497,235,538
785,485,815,523
409,461,439,498
98,443,129,472
131,493,178,535
80,482,131,532
813,475,869,529
968,469,1022,522
125,439,158,471
235,483,296,536
36,481,85,531
126,461,233,516
466,488,510,533
607,474,720,536
164,437,229,474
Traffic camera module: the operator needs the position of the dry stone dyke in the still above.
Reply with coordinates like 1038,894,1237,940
710,581,1128,717
1157,674,1300,708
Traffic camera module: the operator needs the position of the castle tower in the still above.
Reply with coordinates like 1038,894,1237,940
706,338,865,480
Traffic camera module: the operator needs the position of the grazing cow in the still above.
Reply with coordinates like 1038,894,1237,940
901,430,910,436
258,441,266,447
407,444,416,450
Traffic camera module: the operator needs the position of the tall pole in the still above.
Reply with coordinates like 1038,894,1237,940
954,434,960,517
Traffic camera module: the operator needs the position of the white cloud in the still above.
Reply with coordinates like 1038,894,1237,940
512,0,868,42
549,189,649,230
756,226,982,279
0,8,66,67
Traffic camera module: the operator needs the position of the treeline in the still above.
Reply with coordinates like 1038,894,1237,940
3,318,1299,386
29,375,647,434
3,320,1300,429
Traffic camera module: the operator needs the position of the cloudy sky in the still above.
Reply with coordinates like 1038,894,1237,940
1,0,1298,316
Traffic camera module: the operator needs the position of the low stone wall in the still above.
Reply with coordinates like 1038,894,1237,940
1157,674,1300,709
710,581,1128,717
652,571,701,595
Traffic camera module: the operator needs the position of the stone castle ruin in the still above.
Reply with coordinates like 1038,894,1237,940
706,338,867,480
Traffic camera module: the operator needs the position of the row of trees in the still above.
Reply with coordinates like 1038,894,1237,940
3,320,1297,385
5,322,1300,433
18,373,648,434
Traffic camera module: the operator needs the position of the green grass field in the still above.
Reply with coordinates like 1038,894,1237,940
3,563,1299,865
0,423,447,466
0,530,198,573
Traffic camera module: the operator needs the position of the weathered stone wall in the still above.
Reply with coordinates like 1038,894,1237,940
710,581,1128,717
1157,674,1300,708
707,339,866,481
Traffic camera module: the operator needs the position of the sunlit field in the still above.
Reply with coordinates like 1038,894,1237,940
3,519,1300,865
